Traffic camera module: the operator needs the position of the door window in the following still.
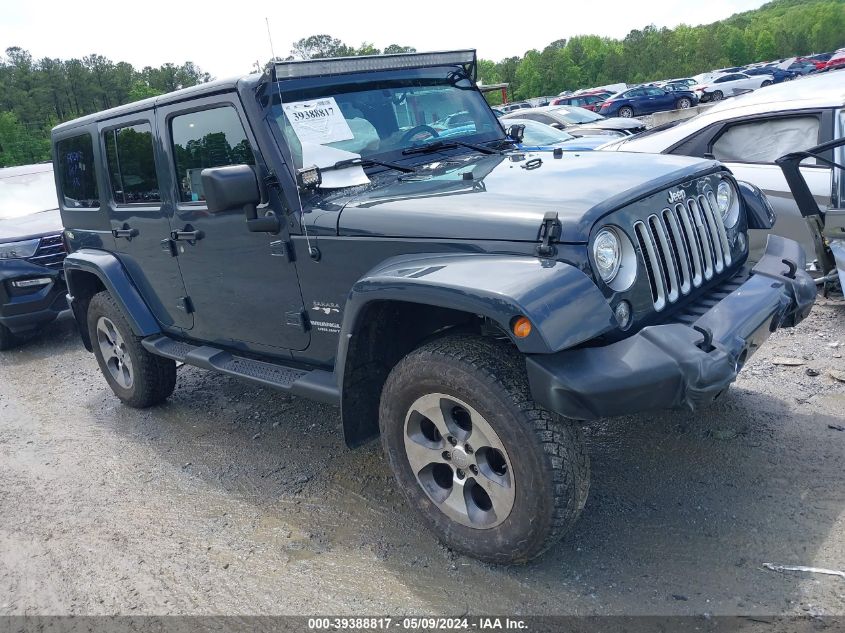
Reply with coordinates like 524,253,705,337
56,134,99,209
170,106,255,203
712,116,820,164
104,123,160,205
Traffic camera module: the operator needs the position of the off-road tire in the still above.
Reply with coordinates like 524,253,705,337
87,291,176,408
618,106,634,118
0,323,18,351
379,335,590,564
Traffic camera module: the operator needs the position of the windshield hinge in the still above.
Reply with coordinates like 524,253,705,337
263,170,281,191
537,212,561,258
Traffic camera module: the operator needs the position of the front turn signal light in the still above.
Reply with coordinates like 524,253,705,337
511,316,532,338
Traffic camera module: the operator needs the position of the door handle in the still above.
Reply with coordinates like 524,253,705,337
112,226,139,240
170,226,204,244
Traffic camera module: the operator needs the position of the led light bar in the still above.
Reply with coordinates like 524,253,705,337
273,50,477,81
12,277,52,288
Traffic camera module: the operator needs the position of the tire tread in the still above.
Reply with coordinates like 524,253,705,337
88,291,176,408
380,334,589,563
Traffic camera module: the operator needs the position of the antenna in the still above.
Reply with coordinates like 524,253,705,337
266,18,277,62
265,17,320,260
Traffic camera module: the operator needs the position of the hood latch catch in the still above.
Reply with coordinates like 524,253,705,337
537,211,561,258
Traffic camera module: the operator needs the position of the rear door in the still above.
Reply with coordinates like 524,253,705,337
157,94,310,353
99,113,193,331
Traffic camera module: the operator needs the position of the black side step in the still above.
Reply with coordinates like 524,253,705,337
141,335,340,405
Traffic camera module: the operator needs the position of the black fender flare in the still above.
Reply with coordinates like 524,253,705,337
335,252,616,446
737,180,776,230
64,249,160,350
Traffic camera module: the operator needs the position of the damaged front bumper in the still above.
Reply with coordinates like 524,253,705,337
526,235,816,421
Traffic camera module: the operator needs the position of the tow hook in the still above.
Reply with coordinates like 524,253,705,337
781,258,797,279
537,212,561,258
693,325,715,353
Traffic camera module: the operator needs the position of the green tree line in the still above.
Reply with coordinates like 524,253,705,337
479,0,845,102
1,0,843,167
0,48,211,167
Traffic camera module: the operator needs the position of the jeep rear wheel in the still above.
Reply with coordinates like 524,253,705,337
379,335,589,564
87,291,176,408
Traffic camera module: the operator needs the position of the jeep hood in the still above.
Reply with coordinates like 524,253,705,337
336,151,720,243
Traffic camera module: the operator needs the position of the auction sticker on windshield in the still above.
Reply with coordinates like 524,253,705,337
283,98,354,145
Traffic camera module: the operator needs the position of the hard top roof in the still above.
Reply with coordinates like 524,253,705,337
52,75,253,134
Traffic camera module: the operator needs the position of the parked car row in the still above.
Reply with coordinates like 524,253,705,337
501,105,646,136
600,70,845,264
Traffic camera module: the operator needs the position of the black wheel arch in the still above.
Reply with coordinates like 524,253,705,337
335,253,617,447
65,249,161,352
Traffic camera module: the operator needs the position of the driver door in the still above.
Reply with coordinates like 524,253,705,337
156,95,310,353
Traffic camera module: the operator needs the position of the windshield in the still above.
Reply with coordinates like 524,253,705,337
548,106,604,124
267,67,504,176
509,119,574,145
0,168,59,220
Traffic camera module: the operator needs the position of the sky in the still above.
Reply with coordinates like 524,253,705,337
1,0,768,78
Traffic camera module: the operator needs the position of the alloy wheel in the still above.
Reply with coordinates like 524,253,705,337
96,316,134,389
403,392,515,529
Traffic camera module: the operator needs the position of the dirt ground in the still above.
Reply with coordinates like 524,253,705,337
1,297,844,617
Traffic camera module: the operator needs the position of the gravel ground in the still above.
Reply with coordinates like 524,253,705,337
0,297,843,617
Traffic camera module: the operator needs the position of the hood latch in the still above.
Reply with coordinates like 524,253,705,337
537,212,561,258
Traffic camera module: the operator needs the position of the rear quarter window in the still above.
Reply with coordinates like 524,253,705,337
56,134,99,209
104,123,160,205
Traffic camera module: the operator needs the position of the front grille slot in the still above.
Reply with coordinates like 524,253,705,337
634,187,733,312
26,234,67,270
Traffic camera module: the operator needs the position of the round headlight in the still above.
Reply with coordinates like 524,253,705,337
716,179,740,228
717,181,733,219
593,228,621,283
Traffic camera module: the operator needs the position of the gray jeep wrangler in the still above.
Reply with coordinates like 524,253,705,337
52,50,815,563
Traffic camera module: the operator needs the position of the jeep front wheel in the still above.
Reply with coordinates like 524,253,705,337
87,291,176,408
379,335,589,564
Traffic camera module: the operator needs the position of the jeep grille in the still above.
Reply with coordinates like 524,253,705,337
26,234,67,270
633,191,732,312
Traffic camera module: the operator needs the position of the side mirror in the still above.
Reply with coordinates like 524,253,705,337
201,164,279,233
549,122,565,130
737,180,775,229
201,165,261,212
506,124,525,143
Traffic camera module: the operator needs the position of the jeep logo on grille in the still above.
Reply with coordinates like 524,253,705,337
668,189,686,204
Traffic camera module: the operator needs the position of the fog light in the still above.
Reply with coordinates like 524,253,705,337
614,301,632,330
12,277,52,288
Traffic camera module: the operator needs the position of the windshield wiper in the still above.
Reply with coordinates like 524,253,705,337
402,139,499,156
325,157,415,174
